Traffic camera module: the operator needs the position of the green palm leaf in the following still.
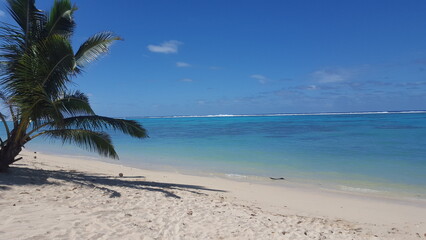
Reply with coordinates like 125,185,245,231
4,34,74,107
74,32,121,68
37,34,75,94
46,0,77,37
6,0,46,43
61,116,148,138
0,22,25,59
53,91,94,116
37,129,118,159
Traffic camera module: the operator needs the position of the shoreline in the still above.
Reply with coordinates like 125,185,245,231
32,148,426,203
24,111,426,204
1,149,425,239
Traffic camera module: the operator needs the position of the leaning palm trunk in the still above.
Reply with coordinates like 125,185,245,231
0,0,148,172
0,124,26,171
0,141,22,171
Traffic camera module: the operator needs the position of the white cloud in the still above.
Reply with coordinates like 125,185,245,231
147,40,182,54
250,74,268,84
180,78,193,82
176,62,191,67
312,69,349,83
0,10,5,17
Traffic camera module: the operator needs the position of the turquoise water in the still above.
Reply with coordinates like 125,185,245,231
21,112,426,197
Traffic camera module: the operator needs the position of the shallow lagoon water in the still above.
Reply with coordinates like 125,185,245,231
22,112,426,197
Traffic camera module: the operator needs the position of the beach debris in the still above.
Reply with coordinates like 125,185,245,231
269,177,285,180
124,213,132,217
187,210,193,215
118,173,124,177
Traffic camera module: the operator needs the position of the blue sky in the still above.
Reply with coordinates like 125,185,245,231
3,0,426,117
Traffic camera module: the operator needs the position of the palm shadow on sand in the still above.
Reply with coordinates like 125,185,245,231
0,163,226,199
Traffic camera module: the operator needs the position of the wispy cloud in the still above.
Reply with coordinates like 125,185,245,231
176,62,191,67
305,85,318,90
0,10,5,17
147,40,182,54
312,69,350,83
180,78,193,82
250,74,268,84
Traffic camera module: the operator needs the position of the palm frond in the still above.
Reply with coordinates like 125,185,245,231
10,83,64,129
35,129,118,159
6,0,46,44
4,34,74,102
74,32,121,68
46,0,77,37
0,22,25,57
21,91,91,141
0,90,17,126
37,36,75,100
53,91,95,116
0,23,26,85
61,116,148,138
0,90,9,103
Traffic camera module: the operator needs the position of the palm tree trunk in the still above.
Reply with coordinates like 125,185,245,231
0,142,22,172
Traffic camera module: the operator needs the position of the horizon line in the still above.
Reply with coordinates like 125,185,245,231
123,110,426,119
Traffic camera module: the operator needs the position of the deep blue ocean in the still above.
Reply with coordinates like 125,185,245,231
21,112,426,197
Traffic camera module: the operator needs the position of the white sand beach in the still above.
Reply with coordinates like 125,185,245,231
0,150,425,240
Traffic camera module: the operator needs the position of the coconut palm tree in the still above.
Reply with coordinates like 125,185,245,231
0,0,148,172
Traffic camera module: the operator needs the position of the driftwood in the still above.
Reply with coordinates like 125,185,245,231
269,177,285,180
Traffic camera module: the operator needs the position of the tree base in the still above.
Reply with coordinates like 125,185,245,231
0,144,22,172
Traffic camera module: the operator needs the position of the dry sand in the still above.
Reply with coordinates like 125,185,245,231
1,150,425,240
